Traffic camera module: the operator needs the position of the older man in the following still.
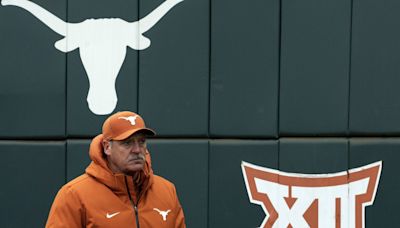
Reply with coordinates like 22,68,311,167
46,111,186,228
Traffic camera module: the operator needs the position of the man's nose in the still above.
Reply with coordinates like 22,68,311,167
130,142,142,153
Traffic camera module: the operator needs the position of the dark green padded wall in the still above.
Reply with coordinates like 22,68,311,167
67,140,91,181
350,139,400,227
349,0,400,134
147,140,208,228
279,0,351,135
0,1,66,138
279,138,348,173
210,0,279,138
67,0,139,137
209,140,278,227
0,141,65,227
139,0,209,137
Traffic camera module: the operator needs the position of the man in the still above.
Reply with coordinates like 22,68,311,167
46,111,186,228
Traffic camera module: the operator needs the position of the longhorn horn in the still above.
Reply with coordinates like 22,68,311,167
2,0,68,36
137,0,183,34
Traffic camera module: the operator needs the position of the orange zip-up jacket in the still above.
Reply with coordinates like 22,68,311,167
46,135,186,228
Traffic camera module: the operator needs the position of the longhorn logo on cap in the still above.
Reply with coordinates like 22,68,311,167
118,115,138,125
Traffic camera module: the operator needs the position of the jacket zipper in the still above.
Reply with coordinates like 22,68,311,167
133,205,140,228
125,176,140,228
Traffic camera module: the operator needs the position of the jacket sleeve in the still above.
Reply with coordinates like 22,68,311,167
45,185,85,228
172,185,186,228
175,203,186,228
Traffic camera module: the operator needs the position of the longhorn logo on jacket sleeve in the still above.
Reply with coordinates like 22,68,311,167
1,0,183,115
241,161,382,228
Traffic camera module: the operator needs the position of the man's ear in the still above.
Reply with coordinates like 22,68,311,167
103,140,112,155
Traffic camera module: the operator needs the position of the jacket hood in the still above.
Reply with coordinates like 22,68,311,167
85,134,153,195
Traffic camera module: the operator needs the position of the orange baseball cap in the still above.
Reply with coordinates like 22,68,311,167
102,111,156,140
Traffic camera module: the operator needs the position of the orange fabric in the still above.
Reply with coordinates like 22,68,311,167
46,134,186,228
102,111,155,140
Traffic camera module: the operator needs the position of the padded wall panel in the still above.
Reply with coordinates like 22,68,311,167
0,1,66,138
209,140,278,227
279,139,349,227
67,0,139,137
349,0,400,134
147,139,208,228
0,141,65,227
279,0,350,135
210,0,279,138
139,0,209,136
350,138,400,227
279,138,348,173
67,139,91,181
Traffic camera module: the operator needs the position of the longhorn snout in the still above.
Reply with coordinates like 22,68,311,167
86,78,119,115
87,96,117,115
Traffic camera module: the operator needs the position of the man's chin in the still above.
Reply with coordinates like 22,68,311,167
127,163,144,172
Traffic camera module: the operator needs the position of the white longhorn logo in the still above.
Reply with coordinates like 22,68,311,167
1,0,183,115
153,208,171,221
118,115,138,125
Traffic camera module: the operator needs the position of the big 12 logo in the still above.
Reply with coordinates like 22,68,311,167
241,161,382,228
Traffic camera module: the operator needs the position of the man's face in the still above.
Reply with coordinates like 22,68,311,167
103,132,147,175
